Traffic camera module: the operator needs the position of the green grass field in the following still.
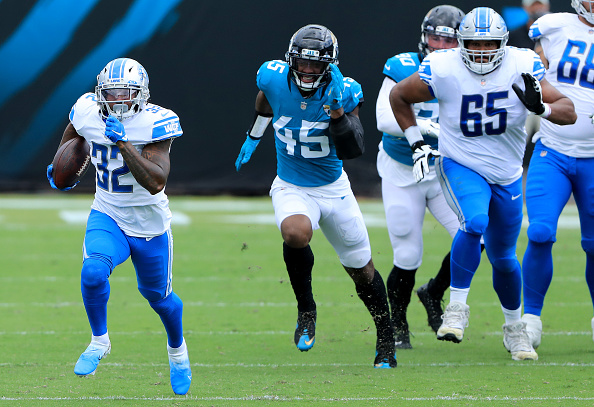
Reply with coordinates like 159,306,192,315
1,194,593,406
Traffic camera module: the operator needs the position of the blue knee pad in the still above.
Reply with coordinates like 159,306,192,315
81,255,112,291
527,222,555,244
465,213,489,235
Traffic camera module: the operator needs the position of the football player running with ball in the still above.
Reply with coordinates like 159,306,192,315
46,58,192,395
389,7,576,361
522,0,594,350
375,5,464,349
235,24,396,368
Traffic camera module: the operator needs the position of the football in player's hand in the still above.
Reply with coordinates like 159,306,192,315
51,136,91,190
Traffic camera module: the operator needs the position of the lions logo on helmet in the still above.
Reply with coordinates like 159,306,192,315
285,24,338,91
458,7,509,75
95,58,150,121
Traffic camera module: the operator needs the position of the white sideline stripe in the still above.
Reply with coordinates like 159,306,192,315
0,301,363,308
3,360,594,369
4,359,594,369
2,396,594,401
2,396,594,402
0,275,588,284
1,330,592,337
59,210,191,225
1,301,592,309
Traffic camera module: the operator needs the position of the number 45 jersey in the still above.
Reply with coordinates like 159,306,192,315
419,47,545,185
256,60,363,187
69,92,182,207
530,13,594,157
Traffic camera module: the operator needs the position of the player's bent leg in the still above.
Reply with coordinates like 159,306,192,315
149,293,190,394
491,256,522,313
523,222,556,316
77,256,112,376
347,265,396,368
283,242,317,351
80,255,112,337
387,265,415,349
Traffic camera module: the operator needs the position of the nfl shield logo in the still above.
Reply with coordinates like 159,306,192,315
301,101,307,110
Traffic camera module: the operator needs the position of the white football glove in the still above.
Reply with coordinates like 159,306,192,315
411,141,440,183
417,119,440,138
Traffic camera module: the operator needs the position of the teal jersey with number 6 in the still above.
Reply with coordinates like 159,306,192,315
256,60,363,187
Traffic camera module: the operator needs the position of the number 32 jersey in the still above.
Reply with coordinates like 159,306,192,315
69,93,182,236
530,13,594,157
419,47,545,184
256,60,363,187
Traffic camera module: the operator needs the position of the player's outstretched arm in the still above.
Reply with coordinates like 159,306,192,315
235,91,273,171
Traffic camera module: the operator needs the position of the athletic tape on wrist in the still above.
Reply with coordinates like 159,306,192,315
248,114,272,139
403,125,423,146
538,103,552,119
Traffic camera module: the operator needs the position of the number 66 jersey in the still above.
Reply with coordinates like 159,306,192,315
530,13,594,157
69,92,182,236
418,47,545,185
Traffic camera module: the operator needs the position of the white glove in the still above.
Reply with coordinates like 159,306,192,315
411,141,441,183
417,119,440,138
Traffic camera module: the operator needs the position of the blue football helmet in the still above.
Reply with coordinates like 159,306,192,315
458,7,509,75
95,58,150,120
572,0,594,24
285,24,338,91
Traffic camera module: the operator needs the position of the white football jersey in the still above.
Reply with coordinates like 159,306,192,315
530,13,594,157
69,93,182,236
419,47,545,184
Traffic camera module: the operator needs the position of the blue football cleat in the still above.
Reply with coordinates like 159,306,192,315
169,343,192,395
74,341,111,376
374,351,397,369
294,311,317,352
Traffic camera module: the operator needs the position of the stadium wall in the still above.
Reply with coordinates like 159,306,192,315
0,0,572,196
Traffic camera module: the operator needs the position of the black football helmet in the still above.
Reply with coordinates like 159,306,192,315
418,5,464,57
285,24,338,91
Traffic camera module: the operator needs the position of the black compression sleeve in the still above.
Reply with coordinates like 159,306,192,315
329,113,365,160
